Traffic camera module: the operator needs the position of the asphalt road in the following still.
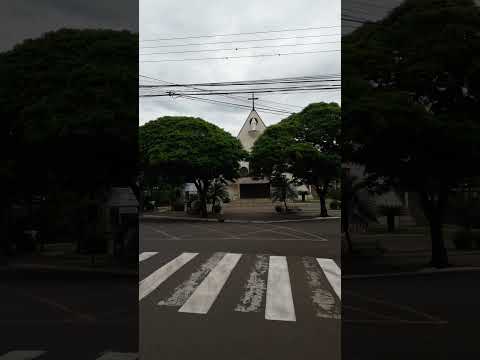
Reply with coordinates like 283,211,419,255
343,271,480,359
0,270,138,360
140,219,341,360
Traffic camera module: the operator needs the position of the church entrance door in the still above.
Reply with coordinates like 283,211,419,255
240,183,270,198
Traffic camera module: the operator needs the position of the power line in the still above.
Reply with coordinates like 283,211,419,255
177,95,293,115
141,91,294,116
140,78,340,88
139,34,341,49
140,25,341,42
344,0,395,11
342,16,371,24
140,49,341,62
249,98,303,110
143,83,341,95
342,4,385,16
138,74,307,111
139,40,341,56
141,86,341,97
140,74,340,83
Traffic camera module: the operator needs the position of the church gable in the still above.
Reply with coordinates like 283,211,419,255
237,109,267,152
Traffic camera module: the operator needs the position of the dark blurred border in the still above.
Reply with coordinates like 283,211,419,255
0,1,139,358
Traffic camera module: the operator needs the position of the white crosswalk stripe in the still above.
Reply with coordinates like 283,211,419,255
140,252,341,322
139,252,198,301
0,351,138,360
304,257,340,319
158,252,225,307
179,253,242,314
265,256,296,322
0,351,46,360
96,351,138,360
139,252,158,262
235,254,268,313
316,258,341,300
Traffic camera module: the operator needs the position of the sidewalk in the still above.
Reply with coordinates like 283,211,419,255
343,227,480,277
142,208,341,223
0,243,137,278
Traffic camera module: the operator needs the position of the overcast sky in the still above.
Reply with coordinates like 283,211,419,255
0,0,138,52
139,0,341,136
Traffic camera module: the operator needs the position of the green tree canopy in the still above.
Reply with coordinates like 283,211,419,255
343,0,480,266
139,116,247,216
0,28,138,197
0,28,138,254
250,102,341,216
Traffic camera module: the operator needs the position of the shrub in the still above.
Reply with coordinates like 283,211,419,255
330,200,340,210
144,201,155,211
453,230,474,250
327,189,342,201
275,205,283,213
173,200,185,212
189,200,201,214
213,204,222,214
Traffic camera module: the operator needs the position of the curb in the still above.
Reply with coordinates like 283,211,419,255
0,263,137,278
382,250,480,257
342,266,480,279
141,215,340,224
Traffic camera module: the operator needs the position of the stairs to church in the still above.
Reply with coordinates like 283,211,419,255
224,198,273,208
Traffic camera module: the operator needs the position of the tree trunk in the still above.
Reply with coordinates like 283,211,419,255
342,200,353,253
316,185,329,217
387,214,395,232
0,206,12,259
429,214,448,268
194,180,209,218
420,190,449,268
200,194,208,218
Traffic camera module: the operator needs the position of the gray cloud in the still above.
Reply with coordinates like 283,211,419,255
0,0,138,52
140,0,341,136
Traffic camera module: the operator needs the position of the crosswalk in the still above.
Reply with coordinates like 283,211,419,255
0,351,137,360
139,251,341,321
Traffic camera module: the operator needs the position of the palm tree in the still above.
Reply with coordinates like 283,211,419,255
207,178,229,214
271,173,298,211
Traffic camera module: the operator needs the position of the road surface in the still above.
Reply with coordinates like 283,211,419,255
139,219,341,360
0,269,138,359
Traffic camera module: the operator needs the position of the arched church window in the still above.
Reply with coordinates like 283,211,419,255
249,118,258,131
239,166,249,177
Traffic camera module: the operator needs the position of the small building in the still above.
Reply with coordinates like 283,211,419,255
104,187,139,256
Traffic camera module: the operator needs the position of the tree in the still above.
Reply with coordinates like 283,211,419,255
343,0,480,267
207,178,229,214
0,29,138,254
251,102,341,217
341,171,378,254
139,116,247,217
270,173,298,212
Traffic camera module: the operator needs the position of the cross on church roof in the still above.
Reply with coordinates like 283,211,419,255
248,93,259,111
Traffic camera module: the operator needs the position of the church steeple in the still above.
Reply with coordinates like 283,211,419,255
237,108,267,152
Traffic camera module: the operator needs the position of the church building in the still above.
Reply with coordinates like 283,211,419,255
226,108,271,200
226,108,313,201
182,105,313,203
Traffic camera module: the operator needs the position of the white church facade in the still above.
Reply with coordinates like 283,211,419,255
226,109,313,200
226,109,271,200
